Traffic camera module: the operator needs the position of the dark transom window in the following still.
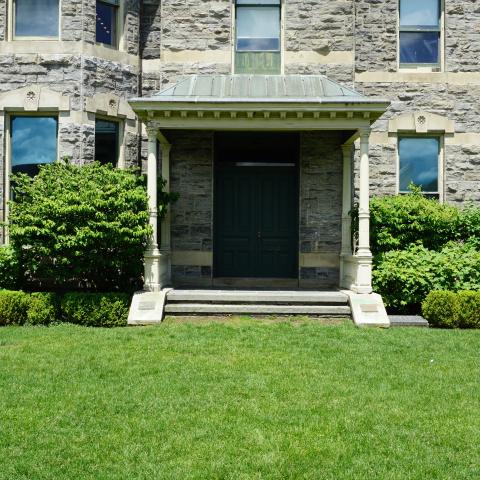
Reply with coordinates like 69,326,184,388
399,0,441,66
14,0,59,38
399,137,440,196
96,0,119,47
95,119,119,166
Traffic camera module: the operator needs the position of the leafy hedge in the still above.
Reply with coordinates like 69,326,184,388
369,188,461,256
373,242,480,313
366,189,480,315
0,246,21,290
0,291,129,327
8,161,152,292
61,293,130,328
423,290,480,328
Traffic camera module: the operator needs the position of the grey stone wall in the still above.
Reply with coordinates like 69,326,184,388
285,0,354,52
0,0,6,42
354,0,397,73
299,131,343,289
446,2,480,72
169,130,213,285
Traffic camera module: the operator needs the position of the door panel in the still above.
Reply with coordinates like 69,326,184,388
215,166,298,278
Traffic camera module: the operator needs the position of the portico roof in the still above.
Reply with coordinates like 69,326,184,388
129,74,390,130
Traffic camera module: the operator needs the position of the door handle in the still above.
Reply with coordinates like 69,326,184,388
257,231,262,239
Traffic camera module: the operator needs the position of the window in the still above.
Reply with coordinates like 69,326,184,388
95,119,119,166
13,0,59,38
399,0,441,67
11,116,58,177
96,0,119,46
398,137,441,196
235,0,281,74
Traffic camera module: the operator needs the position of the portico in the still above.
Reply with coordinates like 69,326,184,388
128,74,390,324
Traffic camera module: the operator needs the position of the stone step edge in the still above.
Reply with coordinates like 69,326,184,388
165,304,351,315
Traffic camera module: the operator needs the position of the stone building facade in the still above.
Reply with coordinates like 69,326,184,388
1,0,479,292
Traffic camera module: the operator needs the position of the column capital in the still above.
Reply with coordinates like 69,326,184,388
341,143,353,155
146,123,157,139
358,127,371,141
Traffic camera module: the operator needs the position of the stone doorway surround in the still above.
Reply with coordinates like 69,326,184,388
128,74,391,326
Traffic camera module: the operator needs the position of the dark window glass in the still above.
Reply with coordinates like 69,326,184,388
400,32,440,64
11,116,58,177
236,3,280,52
399,137,440,193
95,119,119,166
96,0,118,46
399,0,440,65
15,0,59,37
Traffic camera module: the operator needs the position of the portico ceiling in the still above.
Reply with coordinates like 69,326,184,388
129,75,390,130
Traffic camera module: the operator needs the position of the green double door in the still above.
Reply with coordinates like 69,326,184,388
214,166,298,278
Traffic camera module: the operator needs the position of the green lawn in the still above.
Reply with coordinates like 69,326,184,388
0,318,479,479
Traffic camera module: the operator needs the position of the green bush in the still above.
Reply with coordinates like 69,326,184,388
422,291,460,328
27,293,59,326
368,188,461,256
373,242,480,313
61,293,130,328
8,160,164,292
457,291,480,329
0,290,31,326
0,246,21,290
459,205,480,249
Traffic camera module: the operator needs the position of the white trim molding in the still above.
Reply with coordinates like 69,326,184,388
388,111,455,134
0,86,70,112
85,92,136,121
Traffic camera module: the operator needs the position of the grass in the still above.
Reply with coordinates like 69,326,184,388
0,318,479,479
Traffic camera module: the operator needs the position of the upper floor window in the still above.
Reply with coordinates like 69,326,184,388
398,137,441,198
399,0,441,68
96,0,119,47
95,119,119,166
235,0,281,75
11,116,58,177
14,0,59,38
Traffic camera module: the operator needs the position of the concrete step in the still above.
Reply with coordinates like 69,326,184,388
389,315,429,327
164,303,351,316
166,290,349,305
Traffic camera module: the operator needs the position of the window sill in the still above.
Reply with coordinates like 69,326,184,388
398,65,442,73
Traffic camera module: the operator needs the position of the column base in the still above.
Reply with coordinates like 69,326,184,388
144,248,163,292
340,253,373,293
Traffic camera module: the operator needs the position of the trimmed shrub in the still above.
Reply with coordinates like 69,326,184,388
369,189,461,256
457,291,480,329
373,242,480,313
61,293,130,328
0,290,31,326
422,291,460,328
27,293,59,326
0,246,21,290
8,161,160,292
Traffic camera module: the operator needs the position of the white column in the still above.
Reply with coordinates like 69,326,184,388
159,137,172,286
357,129,372,257
340,143,353,288
144,125,162,292
354,128,373,294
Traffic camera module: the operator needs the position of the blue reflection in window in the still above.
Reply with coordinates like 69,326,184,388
400,32,439,64
236,5,280,52
15,0,59,37
400,0,440,27
96,1,117,46
11,117,58,177
399,137,439,193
